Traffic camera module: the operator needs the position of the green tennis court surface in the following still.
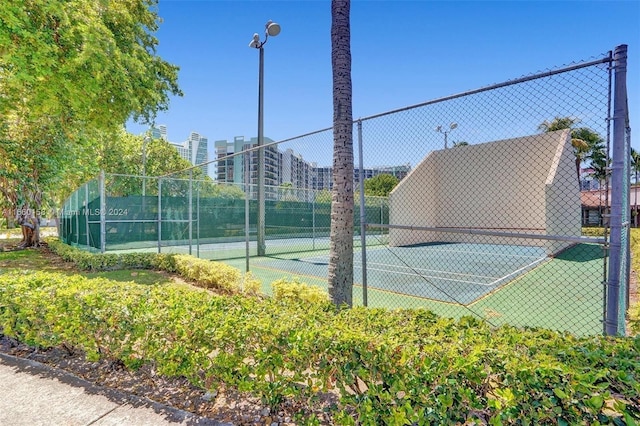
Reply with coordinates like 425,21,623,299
259,242,549,305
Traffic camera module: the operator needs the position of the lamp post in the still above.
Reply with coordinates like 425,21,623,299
249,20,280,256
435,122,458,149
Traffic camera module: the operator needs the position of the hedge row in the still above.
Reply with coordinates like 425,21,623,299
1,270,638,424
46,238,261,295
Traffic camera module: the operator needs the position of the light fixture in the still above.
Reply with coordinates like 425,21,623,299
266,20,281,37
435,122,458,149
248,20,281,256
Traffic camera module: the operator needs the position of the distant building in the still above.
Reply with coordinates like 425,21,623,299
311,165,332,191
215,136,280,199
281,148,313,189
213,136,411,194
581,186,640,227
580,167,602,191
149,126,209,177
354,164,412,187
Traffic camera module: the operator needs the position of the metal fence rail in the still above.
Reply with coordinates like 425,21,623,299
60,45,631,336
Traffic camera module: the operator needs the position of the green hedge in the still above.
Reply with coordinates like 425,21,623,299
47,238,177,271
46,238,258,295
1,270,638,424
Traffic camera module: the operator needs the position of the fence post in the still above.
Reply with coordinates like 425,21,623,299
188,170,193,256
74,190,79,245
85,183,90,247
357,119,368,306
245,151,250,272
626,127,632,312
605,44,629,336
157,178,162,253
196,180,200,259
99,170,106,253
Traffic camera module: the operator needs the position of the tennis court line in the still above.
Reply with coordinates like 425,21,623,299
467,257,552,307
301,255,501,281
251,262,467,306
358,265,492,286
486,256,549,287
355,260,500,280
402,246,545,259
249,263,330,285
301,255,530,285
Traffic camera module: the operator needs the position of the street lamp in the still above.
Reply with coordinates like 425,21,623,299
435,122,458,149
249,20,280,256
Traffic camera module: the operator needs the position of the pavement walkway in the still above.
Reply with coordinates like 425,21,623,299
0,352,227,426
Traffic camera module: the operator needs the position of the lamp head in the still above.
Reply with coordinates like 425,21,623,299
266,20,281,37
435,125,442,133
450,122,458,130
248,33,260,48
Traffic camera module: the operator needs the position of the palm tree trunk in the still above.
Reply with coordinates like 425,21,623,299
635,170,638,227
328,0,353,307
576,157,581,186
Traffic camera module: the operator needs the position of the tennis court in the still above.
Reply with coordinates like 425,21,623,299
259,242,549,305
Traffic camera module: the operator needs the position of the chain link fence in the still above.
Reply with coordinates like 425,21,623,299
60,45,631,336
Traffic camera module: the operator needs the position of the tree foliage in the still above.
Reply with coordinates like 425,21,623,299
0,0,181,125
364,173,399,197
0,0,181,241
538,116,605,181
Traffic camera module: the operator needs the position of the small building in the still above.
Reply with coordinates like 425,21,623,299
581,186,640,227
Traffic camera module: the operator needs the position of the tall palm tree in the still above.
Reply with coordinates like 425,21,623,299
328,0,353,307
537,116,578,133
538,116,604,183
631,148,640,226
588,143,609,225
571,127,604,184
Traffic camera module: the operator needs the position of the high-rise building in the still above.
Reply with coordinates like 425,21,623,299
148,126,209,177
215,136,279,191
311,164,332,192
187,132,209,176
213,136,411,194
281,148,312,189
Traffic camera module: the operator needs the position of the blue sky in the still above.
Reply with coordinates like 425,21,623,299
127,0,639,167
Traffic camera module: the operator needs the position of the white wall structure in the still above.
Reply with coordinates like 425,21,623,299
388,129,581,255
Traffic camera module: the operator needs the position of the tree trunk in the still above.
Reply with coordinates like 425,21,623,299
16,184,43,248
16,205,38,248
575,157,581,188
328,0,353,307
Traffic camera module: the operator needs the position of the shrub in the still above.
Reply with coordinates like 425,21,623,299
0,270,639,423
174,255,242,293
46,238,259,295
271,277,330,305
240,272,261,295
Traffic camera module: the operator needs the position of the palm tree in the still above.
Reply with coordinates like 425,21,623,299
452,141,469,147
328,0,353,307
588,144,609,225
631,148,640,226
537,117,578,133
571,127,604,184
538,116,604,183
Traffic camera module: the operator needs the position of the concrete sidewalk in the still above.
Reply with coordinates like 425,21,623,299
0,352,227,425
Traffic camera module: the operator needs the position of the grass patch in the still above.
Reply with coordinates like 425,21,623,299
0,239,172,286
